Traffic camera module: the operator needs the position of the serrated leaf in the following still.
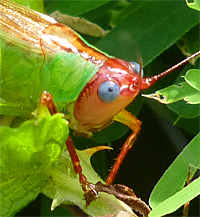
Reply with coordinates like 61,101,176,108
42,148,138,216
0,174,46,217
0,114,136,217
42,146,136,217
0,114,69,216
149,133,200,215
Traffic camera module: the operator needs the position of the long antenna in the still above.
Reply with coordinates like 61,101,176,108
140,50,200,90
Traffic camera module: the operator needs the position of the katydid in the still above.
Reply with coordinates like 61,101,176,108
1,0,200,206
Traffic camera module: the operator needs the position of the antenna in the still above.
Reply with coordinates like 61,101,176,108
140,50,200,90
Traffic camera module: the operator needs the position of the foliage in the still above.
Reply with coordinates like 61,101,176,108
0,0,200,216
0,114,69,216
149,133,200,216
143,69,200,118
186,0,200,11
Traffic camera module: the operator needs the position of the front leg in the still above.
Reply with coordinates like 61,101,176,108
66,136,99,205
39,91,98,204
106,109,141,185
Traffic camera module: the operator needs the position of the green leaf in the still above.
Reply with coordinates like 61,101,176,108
11,0,44,12
0,114,69,216
168,100,200,118
186,0,200,11
185,69,200,91
149,177,200,217
143,82,199,104
142,69,200,118
0,113,136,216
42,147,136,217
1,1,200,215
149,133,200,215
96,0,199,65
155,82,198,104
176,25,200,65
143,69,200,105
45,0,111,16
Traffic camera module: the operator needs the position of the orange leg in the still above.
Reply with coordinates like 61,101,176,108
106,109,141,185
40,91,98,204
40,91,58,115
66,136,98,205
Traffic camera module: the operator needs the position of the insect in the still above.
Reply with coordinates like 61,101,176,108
1,0,200,207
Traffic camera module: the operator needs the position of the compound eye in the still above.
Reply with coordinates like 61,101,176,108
130,61,143,77
98,80,120,103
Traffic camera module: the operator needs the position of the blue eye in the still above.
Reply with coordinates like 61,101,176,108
130,61,143,77
98,80,120,103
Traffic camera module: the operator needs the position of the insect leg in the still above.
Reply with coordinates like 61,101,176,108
106,109,141,185
40,91,98,204
40,91,58,115
66,136,98,205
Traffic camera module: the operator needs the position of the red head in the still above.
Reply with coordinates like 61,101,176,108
74,50,200,132
74,58,144,131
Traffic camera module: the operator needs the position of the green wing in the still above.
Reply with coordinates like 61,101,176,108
1,38,44,115
0,0,100,116
1,38,99,116
41,52,99,110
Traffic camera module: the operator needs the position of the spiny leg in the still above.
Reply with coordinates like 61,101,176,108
106,109,141,185
40,91,98,204
66,136,98,205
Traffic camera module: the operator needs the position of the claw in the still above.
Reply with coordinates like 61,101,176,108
82,181,99,205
